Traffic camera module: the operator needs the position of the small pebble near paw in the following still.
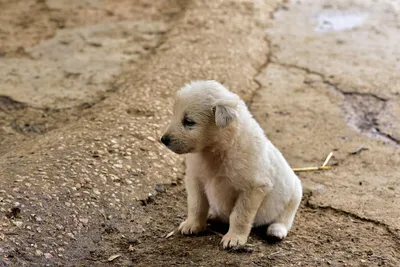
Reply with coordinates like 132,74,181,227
221,232,248,249
178,219,205,235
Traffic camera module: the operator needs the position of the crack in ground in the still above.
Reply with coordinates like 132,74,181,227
248,38,273,109
249,49,400,238
248,0,287,109
0,94,99,135
304,191,400,244
0,6,188,135
271,61,400,146
269,0,290,20
270,61,387,101
248,1,400,255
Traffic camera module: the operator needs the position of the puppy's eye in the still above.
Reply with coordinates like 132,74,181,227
183,118,196,127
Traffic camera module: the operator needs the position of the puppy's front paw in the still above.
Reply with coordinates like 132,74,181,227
221,231,248,249
179,219,206,235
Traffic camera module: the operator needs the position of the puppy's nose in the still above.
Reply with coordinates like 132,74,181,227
161,135,171,146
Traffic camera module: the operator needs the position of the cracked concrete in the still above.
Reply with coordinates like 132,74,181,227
265,0,400,141
1,0,400,266
252,0,400,236
303,191,400,242
253,61,400,231
270,61,399,146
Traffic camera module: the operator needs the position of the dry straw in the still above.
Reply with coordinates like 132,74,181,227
292,152,333,172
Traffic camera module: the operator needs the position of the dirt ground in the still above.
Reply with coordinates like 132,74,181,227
0,0,399,266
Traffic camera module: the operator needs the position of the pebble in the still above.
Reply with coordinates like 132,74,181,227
93,188,101,195
147,136,156,142
35,250,44,257
79,218,89,225
44,253,53,259
13,221,23,227
66,233,75,239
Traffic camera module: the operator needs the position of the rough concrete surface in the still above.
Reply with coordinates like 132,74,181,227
0,0,399,266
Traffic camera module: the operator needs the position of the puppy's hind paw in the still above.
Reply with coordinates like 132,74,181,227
266,223,287,241
178,219,206,235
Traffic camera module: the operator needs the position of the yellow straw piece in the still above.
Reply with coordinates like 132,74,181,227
322,152,334,167
292,152,334,173
292,166,332,172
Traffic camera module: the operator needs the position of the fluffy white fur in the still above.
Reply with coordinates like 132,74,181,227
162,80,302,249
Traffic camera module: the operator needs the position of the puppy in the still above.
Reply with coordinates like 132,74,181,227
161,80,302,248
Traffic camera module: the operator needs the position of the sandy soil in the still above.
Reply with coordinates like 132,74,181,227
0,0,399,266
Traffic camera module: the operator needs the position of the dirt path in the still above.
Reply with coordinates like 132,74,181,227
0,0,399,266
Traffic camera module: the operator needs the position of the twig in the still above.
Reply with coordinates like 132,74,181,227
350,146,369,155
293,166,332,172
165,230,176,238
322,152,333,167
268,249,282,257
292,152,334,173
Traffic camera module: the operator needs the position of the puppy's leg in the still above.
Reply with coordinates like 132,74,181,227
179,175,209,235
267,180,302,240
221,185,269,248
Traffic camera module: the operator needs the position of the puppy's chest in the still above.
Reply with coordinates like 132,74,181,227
199,159,239,220
196,155,248,185
198,156,232,178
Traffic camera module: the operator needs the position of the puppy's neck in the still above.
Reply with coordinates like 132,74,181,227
204,125,238,154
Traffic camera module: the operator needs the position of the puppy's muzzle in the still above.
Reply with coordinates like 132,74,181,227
161,135,171,147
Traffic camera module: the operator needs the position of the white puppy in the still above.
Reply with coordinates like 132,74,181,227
161,80,302,248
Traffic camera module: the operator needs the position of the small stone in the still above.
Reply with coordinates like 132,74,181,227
35,216,43,222
66,233,75,239
44,253,53,259
110,174,121,182
93,188,100,195
13,221,23,227
155,184,166,193
79,218,89,225
147,136,156,142
92,151,100,158
35,249,43,257
108,254,121,262
1,258,11,265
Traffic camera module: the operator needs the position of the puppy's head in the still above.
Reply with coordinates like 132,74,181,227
161,80,240,154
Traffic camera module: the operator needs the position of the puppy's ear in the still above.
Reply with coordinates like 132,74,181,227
213,99,238,128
